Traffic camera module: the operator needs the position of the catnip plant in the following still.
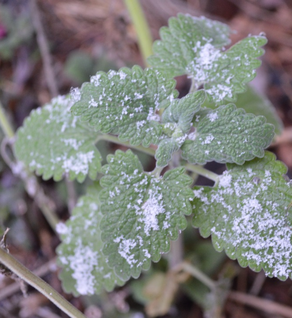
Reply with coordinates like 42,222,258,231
13,13,288,300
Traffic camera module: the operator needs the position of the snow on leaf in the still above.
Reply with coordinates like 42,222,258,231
181,104,274,165
71,66,178,147
148,14,267,104
99,150,194,280
148,14,231,78
57,184,124,296
193,152,292,280
15,96,101,182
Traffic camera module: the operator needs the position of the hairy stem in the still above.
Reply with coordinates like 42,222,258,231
124,0,153,65
96,134,156,156
0,248,86,318
185,163,219,184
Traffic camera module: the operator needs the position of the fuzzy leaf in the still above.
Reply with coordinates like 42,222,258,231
15,96,101,182
235,86,283,135
99,150,194,280
202,85,283,135
162,90,205,133
57,184,124,296
148,14,267,104
192,152,292,280
71,66,178,147
155,138,181,167
155,91,205,167
148,14,231,78
181,104,274,165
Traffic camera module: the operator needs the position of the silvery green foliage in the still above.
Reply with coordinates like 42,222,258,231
99,150,194,280
13,12,288,295
57,184,125,295
15,96,101,182
181,104,274,165
193,152,292,280
148,14,267,104
71,66,178,147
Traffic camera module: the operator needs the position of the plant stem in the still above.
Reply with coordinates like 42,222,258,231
0,248,86,318
124,0,153,65
180,262,216,290
185,163,219,184
0,103,14,138
96,134,156,156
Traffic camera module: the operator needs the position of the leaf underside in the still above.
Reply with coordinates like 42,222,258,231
71,66,178,147
15,96,101,182
57,184,124,296
193,152,292,280
181,104,274,165
99,150,194,281
148,14,267,104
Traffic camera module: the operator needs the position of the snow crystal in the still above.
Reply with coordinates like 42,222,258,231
219,171,232,188
90,74,101,86
115,236,138,267
62,151,95,175
67,239,98,295
140,189,165,236
208,112,218,122
70,87,81,103
202,134,214,144
56,222,68,235
62,138,83,150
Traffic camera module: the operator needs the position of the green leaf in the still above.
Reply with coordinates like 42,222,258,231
235,86,283,135
99,150,194,280
202,85,283,135
192,152,292,280
148,14,267,104
15,96,101,182
57,184,124,296
155,138,181,167
162,90,205,133
71,66,178,147
148,14,231,78
155,91,205,167
181,104,274,165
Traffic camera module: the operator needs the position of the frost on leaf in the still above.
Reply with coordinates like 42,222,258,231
99,150,194,280
71,66,178,147
15,96,101,182
148,14,267,104
57,184,124,296
181,104,274,165
193,152,292,280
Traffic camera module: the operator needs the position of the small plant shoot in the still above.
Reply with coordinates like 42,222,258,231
14,13,289,299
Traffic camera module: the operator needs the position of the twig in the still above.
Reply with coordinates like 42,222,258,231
228,291,292,318
29,0,58,97
172,261,216,290
0,248,86,318
0,258,57,301
249,271,266,296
